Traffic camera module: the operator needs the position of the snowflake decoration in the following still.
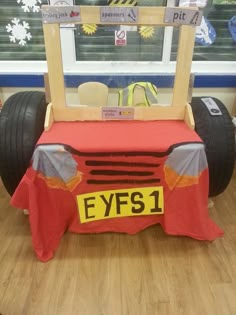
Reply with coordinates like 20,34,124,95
6,18,32,46
17,0,42,13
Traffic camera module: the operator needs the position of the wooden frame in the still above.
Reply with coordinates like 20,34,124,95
43,5,198,130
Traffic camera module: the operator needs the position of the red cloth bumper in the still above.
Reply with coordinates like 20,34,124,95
11,121,224,262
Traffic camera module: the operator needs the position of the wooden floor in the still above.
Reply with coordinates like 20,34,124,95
0,168,235,315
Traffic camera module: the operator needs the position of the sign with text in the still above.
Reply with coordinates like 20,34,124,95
115,30,127,46
42,6,81,24
49,0,75,28
201,98,222,116
100,6,138,23
77,187,164,223
164,7,202,26
102,107,134,120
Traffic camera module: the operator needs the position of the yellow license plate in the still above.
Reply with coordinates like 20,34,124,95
77,186,164,223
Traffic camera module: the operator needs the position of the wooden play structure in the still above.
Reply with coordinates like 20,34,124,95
42,5,198,130
1,5,234,198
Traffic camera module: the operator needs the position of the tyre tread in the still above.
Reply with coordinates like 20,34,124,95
0,91,47,195
191,97,235,196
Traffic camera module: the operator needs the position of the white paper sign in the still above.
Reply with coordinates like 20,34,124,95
102,107,134,120
115,30,127,46
201,98,222,116
42,5,80,24
100,7,138,23
179,0,208,8
49,0,75,27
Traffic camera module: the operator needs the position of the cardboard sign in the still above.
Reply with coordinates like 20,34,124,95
115,30,127,46
77,186,164,223
102,107,134,120
42,5,81,24
164,7,203,26
49,0,75,28
100,6,138,23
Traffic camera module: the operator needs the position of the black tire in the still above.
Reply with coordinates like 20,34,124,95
190,97,235,197
0,91,47,195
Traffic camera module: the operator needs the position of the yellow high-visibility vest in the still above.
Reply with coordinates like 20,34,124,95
118,82,158,107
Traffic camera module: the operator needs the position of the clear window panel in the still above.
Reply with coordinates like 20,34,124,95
64,26,168,107
64,76,174,107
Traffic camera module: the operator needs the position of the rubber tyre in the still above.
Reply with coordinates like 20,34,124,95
190,97,235,197
0,91,47,195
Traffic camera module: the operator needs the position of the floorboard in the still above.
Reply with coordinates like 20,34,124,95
0,166,235,315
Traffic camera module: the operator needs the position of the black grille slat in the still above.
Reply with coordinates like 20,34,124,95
87,179,160,185
86,160,160,167
90,170,154,176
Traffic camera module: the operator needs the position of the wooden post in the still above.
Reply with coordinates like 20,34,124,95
44,73,51,103
43,23,66,109
44,103,54,131
172,25,196,107
187,73,195,104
